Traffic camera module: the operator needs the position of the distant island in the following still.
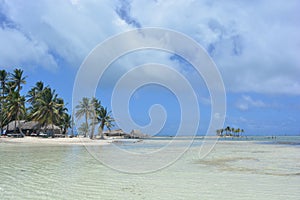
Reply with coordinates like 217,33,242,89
216,126,244,137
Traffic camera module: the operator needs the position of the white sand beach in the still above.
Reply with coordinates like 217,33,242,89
0,136,113,146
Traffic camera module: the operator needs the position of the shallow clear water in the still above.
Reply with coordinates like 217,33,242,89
0,137,299,200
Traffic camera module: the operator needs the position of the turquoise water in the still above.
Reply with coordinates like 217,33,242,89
0,137,299,199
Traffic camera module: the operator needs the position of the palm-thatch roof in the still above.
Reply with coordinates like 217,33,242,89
21,121,41,130
4,121,61,134
128,129,149,139
41,124,61,130
3,120,26,131
104,129,127,136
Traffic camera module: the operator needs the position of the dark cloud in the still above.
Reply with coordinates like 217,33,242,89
115,0,141,28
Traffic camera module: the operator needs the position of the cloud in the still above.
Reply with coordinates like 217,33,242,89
0,0,127,71
236,95,268,111
128,0,300,95
0,0,299,96
115,0,141,28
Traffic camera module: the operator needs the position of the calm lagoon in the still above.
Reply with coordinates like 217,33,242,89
0,137,299,200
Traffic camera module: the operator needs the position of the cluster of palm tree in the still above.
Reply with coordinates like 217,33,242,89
0,68,70,136
75,97,114,139
216,126,244,137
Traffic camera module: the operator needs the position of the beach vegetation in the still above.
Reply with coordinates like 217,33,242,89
75,97,114,139
216,126,245,137
0,68,70,137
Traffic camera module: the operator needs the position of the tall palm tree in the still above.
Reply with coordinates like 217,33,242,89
231,127,235,136
241,129,244,137
4,68,27,135
77,122,89,137
90,97,101,139
70,111,75,137
236,128,241,137
4,91,26,135
27,81,45,104
30,87,62,137
97,106,114,139
56,98,69,136
75,97,93,137
225,126,231,136
0,70,8,132
61,113,71,136
10,68,26,93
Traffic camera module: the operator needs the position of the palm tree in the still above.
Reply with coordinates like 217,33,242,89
77,122,89,137
55,98,69,136
90,97,101,139
30,87,62,137
10,68,26,93
241,129,244,137
231,127,235,136
236,128,241,137
225,126,231,136
61,113,71,137
27,81,45,104
216,129,224,136
0,70,8,132
4,91,26,135
70,111,75,137
0,70,8,94
4,68,27,135
216,129,221,136
75,97,93,137
97,106,114,139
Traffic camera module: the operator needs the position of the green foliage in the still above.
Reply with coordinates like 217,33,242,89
0,69,70,136
75,97,114,139
216,126,245,137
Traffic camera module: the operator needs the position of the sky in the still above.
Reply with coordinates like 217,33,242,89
0,0,300,136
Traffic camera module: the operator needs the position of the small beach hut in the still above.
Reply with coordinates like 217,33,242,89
128,129,148,139
41,124,62,136
104,129,127,137
3,120,26,132
21,121,41,135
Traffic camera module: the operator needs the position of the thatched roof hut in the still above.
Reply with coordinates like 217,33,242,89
127,129,149,139
104,129,127,137
21,121,41,130
3,121,62,135
41,124,61,135
3,120,26,131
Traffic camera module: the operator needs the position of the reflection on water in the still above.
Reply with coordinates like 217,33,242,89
0,137,299,200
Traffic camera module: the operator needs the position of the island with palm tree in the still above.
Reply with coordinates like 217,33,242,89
0,68,71,138
216,126,245,137
0,68,147,141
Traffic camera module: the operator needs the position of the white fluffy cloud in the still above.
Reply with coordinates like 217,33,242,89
0,0,299,95
0,0,126,70
236,95,268,111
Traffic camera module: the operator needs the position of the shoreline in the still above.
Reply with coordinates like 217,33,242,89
0,136,113,146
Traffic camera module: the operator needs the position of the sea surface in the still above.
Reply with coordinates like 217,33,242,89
0,136,299,200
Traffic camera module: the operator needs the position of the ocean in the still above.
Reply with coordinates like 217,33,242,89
0,136,299,200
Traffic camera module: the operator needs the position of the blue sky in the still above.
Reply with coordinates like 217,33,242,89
0,0,300,135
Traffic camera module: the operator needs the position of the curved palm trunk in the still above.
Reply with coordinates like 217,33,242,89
52,123,55,138
14,120,17,134
99,120,105,139
71,114,74,137
90,110,96,139
0,90,3,133
85,113,88,138
44,124,48,137
16,113,25,137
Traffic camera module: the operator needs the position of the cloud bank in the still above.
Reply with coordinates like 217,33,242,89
0,0,299,95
